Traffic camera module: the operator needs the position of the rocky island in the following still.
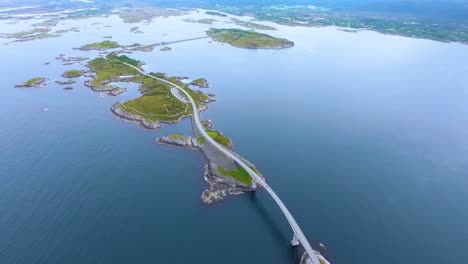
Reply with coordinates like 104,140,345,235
78,40,121,51
15,77,46,88
207,28,294,49
62,69,84,78
190,78,209,88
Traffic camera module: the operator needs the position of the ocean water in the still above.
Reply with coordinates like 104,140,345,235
0,10,468,264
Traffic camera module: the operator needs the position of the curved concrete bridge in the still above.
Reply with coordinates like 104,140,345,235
123,62,325,264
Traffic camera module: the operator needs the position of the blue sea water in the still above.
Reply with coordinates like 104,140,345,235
0,12,468,264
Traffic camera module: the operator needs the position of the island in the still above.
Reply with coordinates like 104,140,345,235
62,69,84,78
55,79,76,85
78,40,121,51
15,77,46,88
190,78,209,88
160,46,172,51
207,28,294,49
205,11,228,17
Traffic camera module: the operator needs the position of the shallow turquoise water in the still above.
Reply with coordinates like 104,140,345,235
1,12,468,264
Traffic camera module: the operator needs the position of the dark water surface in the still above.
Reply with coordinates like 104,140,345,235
1,14,468,264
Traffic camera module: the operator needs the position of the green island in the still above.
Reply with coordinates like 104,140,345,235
62,70,84,78
1,28,60,42
207,28,294,49
160,46,172,51
79,40,121,50
15,77,46,88
55,79,76,85
125,43,156,52
190,78,209,88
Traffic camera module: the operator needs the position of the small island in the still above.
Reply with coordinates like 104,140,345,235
62,69,84,78
207,28,294,49
190,78,209,88
15,77,46,88
55,79,76,85
160,46,172,51
205,11,228,17
79,40,121,51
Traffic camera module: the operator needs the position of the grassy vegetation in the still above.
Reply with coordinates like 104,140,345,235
207,28,293,49
218,166,252,186
120,74,190,122
111,54,142,67
87,57,140,90
196,137,206,145
169,134,191,140
191,78,209,87
22,77,45,86
79,40,120,50
206,130,231,148
125,43,156,52
62,69,84,78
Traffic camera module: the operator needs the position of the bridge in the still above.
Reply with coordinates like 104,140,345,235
122,62,327,264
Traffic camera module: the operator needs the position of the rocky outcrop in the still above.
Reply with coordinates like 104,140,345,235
15,78,46,88
111,102,161,130
55,79,75,85
190,78,209,88
156,134,197,148
201,120,214,129
108,87,127,96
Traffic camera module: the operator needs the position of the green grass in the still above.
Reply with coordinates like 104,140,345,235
218,166,252,186
23,77,45,85
169,134,190,140
207,28,293,49
191,78,208,87
206,130,231,148
120,74,190,122
196,137,206,144
87,57,139,89
62,69,84,78
112,54,141,67
79,40,120,50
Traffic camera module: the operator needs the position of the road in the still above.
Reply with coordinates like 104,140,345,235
122,62,322,264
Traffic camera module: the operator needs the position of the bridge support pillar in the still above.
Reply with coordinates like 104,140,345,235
291,233,300,247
